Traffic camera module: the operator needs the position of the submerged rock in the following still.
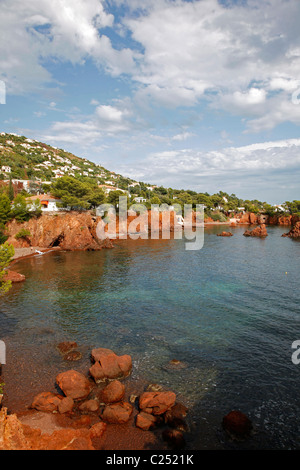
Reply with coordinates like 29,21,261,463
217,231,233,237
139,391,176,416
222,410,253,439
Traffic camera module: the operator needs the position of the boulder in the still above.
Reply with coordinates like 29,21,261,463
78,399,99,413
243,224,268,238
89,421,107,439
139,391,176,415
98,380,125,404
56,370,93,400
136,412,160,431
222,410,252,438
101,402,133,424
31,392,62,413
164,403,188,431
89,348,132,382
58,397,74,414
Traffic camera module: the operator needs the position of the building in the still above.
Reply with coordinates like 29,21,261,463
134,196,147,203
27,194,62,212
1,166,11,173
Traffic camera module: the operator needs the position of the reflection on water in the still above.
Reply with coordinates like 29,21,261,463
0,225,300,449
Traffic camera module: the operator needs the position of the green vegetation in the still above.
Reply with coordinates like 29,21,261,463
0,382,5,394
15,228,31,240
0,133,298,217
0,242,15,295
51,176,105,210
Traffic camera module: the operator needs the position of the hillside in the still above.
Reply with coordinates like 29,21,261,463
0,132,299,218
0,132,133,190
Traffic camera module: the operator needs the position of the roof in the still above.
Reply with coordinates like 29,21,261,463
26,194,61,203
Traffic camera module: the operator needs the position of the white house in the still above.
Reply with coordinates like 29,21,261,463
27,195,62,212
134,196,147,203
1,165,11,173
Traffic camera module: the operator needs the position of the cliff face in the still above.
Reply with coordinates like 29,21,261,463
6,212,111,251
237,213,299,225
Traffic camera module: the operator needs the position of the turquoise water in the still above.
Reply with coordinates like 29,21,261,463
0,224,300,448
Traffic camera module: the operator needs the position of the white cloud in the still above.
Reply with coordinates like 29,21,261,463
0,0,136,94
117,137,300,201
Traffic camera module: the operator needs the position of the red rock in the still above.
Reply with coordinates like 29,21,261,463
164,403,188,430
217,231,233,237
139,391,176,415
6,211,109,251
162,429,185,449
57,341,78,354
31,392,62,412
89,421,107,439
136,412,160,431
56,370,93,400
89,348,132,382
222,410,252,438
63,350,82,361
243,224,268,238
58,397,74,414
78,399,99,412
98,380,125,404
101,402,133,424
4,270,25,283
282,221,300,238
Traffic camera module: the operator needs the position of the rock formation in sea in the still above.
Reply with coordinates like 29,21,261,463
217,231,233,237
282,221,300,238
243,224,268,238
6,211,113,251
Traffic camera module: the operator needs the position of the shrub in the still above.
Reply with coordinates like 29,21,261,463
15,229,31,240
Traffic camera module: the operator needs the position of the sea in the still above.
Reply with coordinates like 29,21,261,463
0,224,299,449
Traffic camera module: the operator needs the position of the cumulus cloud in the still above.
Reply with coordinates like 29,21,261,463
0,0,136,94
118,138,300,200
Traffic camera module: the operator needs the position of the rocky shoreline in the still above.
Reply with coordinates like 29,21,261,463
0,343,255,450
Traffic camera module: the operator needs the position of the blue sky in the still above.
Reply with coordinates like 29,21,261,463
0,0,300,203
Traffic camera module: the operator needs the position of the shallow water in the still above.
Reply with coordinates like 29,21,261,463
0,224,299,449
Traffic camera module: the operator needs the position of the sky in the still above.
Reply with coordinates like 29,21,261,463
0,0,300,203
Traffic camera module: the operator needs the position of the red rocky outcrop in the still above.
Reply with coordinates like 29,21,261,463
243,224,268,238
282,221,300,238
6,212,112,251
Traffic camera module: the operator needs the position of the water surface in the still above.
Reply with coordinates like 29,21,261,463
0,224,299,449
